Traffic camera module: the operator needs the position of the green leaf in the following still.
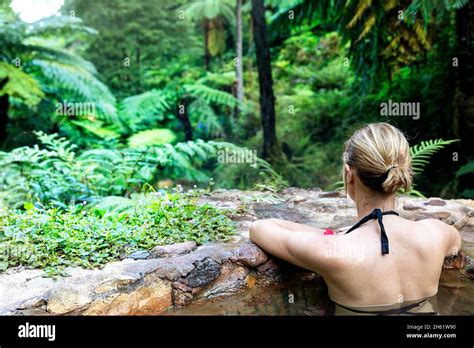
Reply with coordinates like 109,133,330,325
23,202,35,211
0,261,8,271
0,62,44,106
456,160,474,178
127,128,177,148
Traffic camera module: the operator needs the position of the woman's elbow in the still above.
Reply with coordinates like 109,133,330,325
249,219,275,243
249,220,261,243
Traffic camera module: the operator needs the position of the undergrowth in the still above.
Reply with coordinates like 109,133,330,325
0,192,235,277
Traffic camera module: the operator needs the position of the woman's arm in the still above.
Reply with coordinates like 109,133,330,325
249,218,339,274
260,219,326,234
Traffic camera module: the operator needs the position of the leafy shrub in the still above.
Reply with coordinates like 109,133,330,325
0,131,239,208
0,192,235,276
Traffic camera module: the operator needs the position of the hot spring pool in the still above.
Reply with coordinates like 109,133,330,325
164,270,474,315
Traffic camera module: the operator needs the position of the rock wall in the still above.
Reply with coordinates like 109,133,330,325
0,188,472,315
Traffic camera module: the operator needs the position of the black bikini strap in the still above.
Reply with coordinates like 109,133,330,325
334,298,437,316
345,209,399,255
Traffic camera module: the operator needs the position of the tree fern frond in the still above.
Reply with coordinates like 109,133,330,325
410,139,459,175
119,89,170,131
184,0,235,23
33,131,77,162
346,0,373,29
356,12,376,42
0,62,44,106
188,97,224,137
32,59,117,120
383,0,398,11
70,120,120,140
25,15,97,37
184,83,239,108
25,44,98,74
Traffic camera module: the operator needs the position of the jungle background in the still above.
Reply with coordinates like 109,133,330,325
0,0,473,273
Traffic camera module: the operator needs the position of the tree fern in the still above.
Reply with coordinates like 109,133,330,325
183,0,235,58
269,0,469,90
0,12,117,129
32,59,116,120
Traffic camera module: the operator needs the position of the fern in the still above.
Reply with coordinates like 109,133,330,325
410,139,459,176
24,15,98,37
0,132,237,208
33,131,77,162
0,62,44,106
0,12,117,131
119,90,170,132
184,83,239,108
188,98,224,137
70,120,120,140
32,59,117,121
89,196,137,214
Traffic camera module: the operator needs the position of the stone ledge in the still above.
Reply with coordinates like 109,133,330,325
0,189,472,315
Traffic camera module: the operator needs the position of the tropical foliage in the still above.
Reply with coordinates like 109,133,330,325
0,0,472,275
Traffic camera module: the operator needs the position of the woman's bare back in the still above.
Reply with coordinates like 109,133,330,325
322,216,460,307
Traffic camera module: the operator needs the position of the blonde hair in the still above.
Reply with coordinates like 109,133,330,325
343,123,413,194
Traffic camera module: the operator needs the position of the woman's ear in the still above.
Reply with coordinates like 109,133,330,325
344,164,353,184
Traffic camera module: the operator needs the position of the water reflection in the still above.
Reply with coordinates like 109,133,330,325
165,270,473,316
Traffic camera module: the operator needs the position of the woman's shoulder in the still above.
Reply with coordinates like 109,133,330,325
415,217,457,233
415,218,461,254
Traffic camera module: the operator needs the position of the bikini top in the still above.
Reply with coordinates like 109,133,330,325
345,208,399,255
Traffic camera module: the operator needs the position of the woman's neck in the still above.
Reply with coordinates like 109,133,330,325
354,190,396,219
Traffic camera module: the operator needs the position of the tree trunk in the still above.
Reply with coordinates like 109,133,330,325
0,77,9,145
455,2,474,161
136,44,142,92
251,0,280,161
177,99,193,141
235,0,244,118
204,21,211,71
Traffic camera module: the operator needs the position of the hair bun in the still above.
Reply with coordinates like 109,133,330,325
343,123,413,194
382,165,411,194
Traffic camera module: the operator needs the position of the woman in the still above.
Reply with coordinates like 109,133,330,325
250,123,461,315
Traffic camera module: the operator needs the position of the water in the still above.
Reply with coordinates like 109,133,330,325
164,270,474,315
